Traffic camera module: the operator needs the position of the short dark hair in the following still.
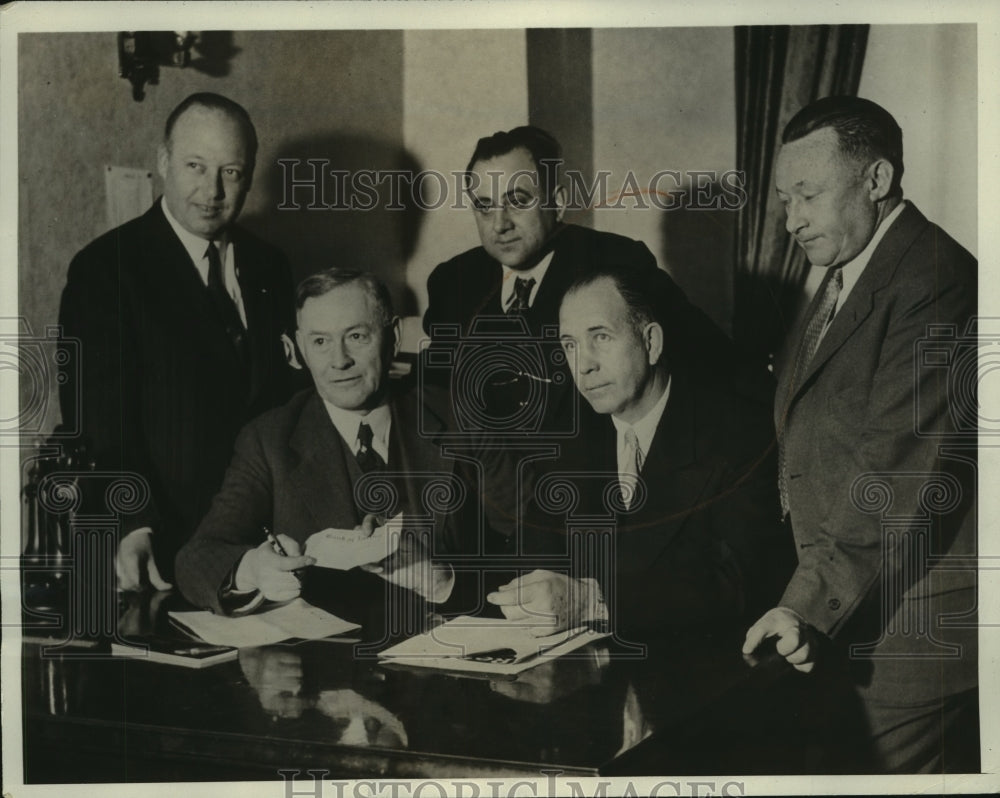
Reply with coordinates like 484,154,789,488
782,95,904,195
295,268,394,328
464,125,563,200
562,263,664,338
163,92,259,166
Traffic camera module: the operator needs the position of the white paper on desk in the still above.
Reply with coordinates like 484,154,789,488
305,513,403,570
379,616,590,662
169,598,360,648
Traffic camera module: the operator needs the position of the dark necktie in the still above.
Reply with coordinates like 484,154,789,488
205,242,248,361
507,276,536,314
356,421,386,473
778,268,844,517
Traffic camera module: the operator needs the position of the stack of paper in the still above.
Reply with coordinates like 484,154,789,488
379,616,609,675
169,598,360,648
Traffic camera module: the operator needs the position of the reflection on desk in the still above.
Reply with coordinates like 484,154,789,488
21,586,861,782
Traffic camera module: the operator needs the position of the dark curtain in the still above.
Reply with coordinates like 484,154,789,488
732,25,869,364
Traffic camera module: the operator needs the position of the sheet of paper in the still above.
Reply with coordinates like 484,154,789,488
305,513,403,570
104,164,153,230
169,598,359,648
379,616,587,661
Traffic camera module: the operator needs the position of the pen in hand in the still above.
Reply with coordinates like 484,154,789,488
263,524,309,581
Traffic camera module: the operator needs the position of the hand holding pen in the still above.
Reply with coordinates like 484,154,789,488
234,524,315,602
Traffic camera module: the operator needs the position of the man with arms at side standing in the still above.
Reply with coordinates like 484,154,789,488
59,93,297,591
742,96,978,773
488,264,789,639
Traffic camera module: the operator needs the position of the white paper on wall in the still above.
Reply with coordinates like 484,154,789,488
104,165,153,231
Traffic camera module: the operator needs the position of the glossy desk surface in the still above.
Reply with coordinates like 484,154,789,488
21,589,818,783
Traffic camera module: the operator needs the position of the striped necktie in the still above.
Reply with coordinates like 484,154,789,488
778,268,843,517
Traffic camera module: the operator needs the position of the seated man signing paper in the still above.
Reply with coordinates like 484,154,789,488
176,269,510,615
495,264,792,638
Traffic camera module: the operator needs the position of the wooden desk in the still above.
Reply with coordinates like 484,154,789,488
20,589,835,783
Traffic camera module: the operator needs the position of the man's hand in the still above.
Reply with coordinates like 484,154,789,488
362,523,454,603
116,527,172,592
235,534,314,602
742,606,820,673
486,570,599,637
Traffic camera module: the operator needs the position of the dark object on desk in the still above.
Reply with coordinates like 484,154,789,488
111,637,237,668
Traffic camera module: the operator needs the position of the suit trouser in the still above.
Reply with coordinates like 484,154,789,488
859,688,980,773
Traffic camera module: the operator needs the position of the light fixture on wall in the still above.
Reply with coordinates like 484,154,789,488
117,31,197,102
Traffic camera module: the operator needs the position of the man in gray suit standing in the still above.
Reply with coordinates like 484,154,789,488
741,96,978,772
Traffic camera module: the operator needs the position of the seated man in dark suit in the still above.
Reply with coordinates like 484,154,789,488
489,263,791,638
423,125,771,433
176,268,511,615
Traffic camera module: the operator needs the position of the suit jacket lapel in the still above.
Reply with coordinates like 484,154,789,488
288,392,360,531
231,230,274,401
389,389,450,527
139,203,249,373
578,373,717,570
780,203,927,410
621,372,718,563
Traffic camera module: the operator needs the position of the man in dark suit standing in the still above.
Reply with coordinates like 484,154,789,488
742,97,978,772
175,269,509,615
59,93,297,592
488,264,788,639
423,126,771,436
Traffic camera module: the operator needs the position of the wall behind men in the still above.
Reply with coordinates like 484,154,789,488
859,24,976,257
591,27,738,335
16,26,979,438
18,30,407,436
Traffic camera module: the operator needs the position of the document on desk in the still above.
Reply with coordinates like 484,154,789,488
169,598,360,648
378,616,609,675
305,513,403,570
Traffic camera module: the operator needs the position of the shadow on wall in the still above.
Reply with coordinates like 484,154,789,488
657,181,737,338
189,31,242,77
242,133,424,318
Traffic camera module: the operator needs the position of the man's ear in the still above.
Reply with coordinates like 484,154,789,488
389,316,402,359
867,158,895,202
551,184,568,223
157,145,169,180
644,322,664,366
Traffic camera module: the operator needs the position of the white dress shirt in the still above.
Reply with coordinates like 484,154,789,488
833,200,907,317
321,401,392,464
161,198,247,326
500,250,555,311
611,376,672,477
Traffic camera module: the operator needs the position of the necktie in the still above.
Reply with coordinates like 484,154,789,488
205,242,247,360
620,427,644,510
507,277,536,314
778,268,843,517
799,268,843,370
356,421,386,473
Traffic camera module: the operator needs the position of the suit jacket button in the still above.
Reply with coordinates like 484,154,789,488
828,598,841,611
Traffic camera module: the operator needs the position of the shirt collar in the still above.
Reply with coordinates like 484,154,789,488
160,197,230,279
321,398,392,464
500,250,555,310
611,374,672,462
836,200,907,312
